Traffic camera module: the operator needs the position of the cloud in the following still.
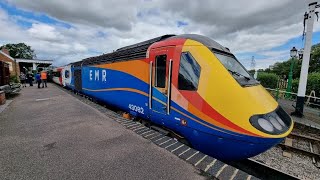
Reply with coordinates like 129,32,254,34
6,0,141,31
28,23,63,41
1,0,319,70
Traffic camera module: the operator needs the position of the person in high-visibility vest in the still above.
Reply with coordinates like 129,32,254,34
40,71,47,88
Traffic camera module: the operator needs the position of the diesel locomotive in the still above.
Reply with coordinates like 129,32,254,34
55,34,293,160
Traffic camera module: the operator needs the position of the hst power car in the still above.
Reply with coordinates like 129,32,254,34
55,34,293,160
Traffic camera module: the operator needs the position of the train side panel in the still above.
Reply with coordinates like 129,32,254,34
80,61,150,119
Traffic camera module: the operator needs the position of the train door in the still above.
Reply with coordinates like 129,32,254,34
62,65,71,87
149,47,174,115
74,68,82,91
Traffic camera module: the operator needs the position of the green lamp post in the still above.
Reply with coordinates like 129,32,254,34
285,47,297,99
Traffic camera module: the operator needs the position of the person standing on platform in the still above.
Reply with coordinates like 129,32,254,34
40,71,47,88
19,72,27,87
27,72,34,86
35,72,41,89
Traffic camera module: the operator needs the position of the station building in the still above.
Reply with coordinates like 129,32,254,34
0,48,19,77
0,48,53,76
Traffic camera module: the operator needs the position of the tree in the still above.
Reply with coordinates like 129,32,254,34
0,43,36,59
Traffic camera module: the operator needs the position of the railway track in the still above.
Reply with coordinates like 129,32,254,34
227,158,299,180
56,84,300,179
278,131,320,168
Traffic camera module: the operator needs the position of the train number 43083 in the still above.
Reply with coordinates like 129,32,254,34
128,104,144,114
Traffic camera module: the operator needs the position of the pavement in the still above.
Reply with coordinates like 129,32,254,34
278,99,320,129
0,84,205,180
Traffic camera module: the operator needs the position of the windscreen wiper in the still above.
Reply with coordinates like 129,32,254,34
228,69,251,80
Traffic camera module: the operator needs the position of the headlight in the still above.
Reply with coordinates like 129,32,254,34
257,118,274,132
275,114,286,127
249,106,292,135
269,116,282,131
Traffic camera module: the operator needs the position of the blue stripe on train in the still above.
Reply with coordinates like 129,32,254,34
69,66,283,160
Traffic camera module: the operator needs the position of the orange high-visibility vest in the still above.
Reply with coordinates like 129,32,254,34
41,72,47,79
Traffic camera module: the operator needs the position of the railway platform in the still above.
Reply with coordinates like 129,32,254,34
4,83,311,179
0,84,206,180
278,99,320,129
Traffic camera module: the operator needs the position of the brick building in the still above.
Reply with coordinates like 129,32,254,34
0,48,19,77
0,48,53,79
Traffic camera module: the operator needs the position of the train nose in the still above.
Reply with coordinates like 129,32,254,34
249,106,292,135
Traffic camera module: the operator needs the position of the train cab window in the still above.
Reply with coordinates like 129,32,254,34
155,55,167,88
178,52,201,91
65,70,69,78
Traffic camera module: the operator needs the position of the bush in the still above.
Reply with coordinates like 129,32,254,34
306,72,320,96
290,73,320,96
257,72,279,89
10,75,19,83
292,79,299,93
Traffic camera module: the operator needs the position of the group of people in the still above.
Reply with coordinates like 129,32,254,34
20,71,47,89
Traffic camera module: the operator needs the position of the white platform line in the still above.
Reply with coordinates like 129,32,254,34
165,141,177,149
171,144,184,153
140,130,153,135
131,127,145,131
136,128,149,133
205,159,217,172
126,124,141,128
158,139,171,146
216,164,228,177
178,147,190,156
194,155,207,166
230,169,239,180
150,134,162,140
35,98,51,101
122,121,136,125
154,136,166,142
145,132,157,138
186,151,199,161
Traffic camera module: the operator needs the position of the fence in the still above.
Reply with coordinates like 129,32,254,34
265,87,320,108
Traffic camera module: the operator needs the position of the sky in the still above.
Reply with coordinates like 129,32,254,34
0,0,320,69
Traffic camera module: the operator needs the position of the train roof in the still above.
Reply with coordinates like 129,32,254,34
72,34,230,66
168,34,231,53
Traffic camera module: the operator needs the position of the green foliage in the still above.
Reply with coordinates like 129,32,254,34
10,75,19,83
291,73,320,96
271,59,301,80
248,69,255,76
292,79,299,93
306,72,320,96
0,43,36,59
257,72,279,89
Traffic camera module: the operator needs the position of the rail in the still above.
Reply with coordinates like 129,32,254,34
279,132,320,168
226,158,299,180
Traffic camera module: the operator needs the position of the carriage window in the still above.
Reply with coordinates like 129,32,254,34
54,72,61,77
178,52,201,91
65,70,70,78
155,55,167,88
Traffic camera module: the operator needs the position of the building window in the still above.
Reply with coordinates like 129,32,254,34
178,52,201,91
155,55,167,88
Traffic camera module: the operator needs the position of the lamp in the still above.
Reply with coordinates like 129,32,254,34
290,47,297,58
298,49,304,59
286,47,297,99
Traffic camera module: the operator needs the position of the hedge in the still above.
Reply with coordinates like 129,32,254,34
257,72,279,89
288,72,320,96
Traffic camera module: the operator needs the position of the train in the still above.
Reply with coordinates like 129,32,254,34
53,34,294,160
51,67,62,85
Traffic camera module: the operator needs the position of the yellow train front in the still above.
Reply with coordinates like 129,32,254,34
162,35,294,160
65,34,294,161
